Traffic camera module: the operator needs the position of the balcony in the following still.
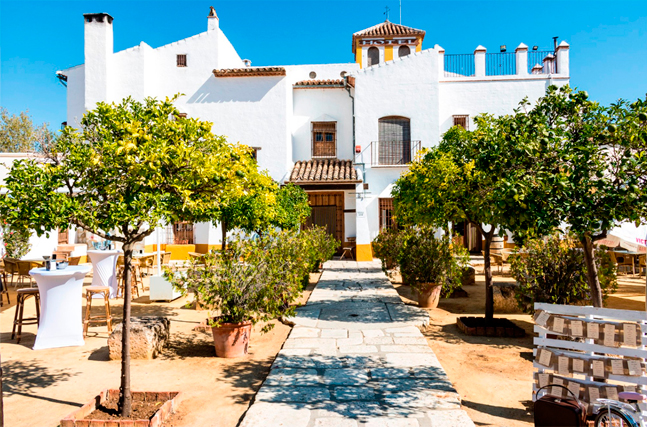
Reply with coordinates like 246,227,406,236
370,140,421,166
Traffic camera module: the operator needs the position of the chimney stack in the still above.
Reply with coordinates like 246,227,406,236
83,13,113,108
208,6,219,31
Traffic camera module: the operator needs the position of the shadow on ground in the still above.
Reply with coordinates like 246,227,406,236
2,359,82,407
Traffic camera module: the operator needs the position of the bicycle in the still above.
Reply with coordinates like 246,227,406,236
593,391,646,427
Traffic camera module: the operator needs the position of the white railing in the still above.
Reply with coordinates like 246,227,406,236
533,302,647,419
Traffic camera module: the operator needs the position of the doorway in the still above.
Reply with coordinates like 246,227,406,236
305,192,344,251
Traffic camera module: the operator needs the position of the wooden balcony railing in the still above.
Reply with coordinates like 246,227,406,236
370,140,421,166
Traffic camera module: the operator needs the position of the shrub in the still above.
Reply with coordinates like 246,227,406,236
397,226,470,295
2,224,31,258
372,227,406,271
510,233,617,313
167,229,308,331
301,226,339,272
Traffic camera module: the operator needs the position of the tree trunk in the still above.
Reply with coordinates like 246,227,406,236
118,243,133,417
482,231,494,321
581,234,603,307
221,220,228,252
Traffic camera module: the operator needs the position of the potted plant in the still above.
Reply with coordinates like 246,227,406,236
398,226,469,308
168,230,307,357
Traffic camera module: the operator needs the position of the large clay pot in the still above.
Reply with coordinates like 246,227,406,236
211,320,252,358
417,283,442,309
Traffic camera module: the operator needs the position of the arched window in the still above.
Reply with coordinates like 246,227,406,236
367,47,379,67
378,116,411,165
398,45,411,58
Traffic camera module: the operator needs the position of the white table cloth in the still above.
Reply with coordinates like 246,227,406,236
87,249,122,299
29,265,91,350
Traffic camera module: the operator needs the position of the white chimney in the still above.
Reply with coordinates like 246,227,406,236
207,6,219,31
83,13,113,108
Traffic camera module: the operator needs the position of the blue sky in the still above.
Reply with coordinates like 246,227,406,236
1,0,646,130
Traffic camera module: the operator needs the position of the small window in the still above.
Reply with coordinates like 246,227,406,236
398,45,411,58
177,54,187,67
309,71,317,78
312,122,336,158
367,47,379,67
379,198,396,231
453,115,469,130
250,147,260,161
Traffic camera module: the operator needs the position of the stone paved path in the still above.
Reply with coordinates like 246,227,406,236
239,260,475,427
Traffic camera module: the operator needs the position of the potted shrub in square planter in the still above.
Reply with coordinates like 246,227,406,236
398,226,469,308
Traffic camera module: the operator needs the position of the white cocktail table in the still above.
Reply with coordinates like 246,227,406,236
87,250,122,299
29,265,91,350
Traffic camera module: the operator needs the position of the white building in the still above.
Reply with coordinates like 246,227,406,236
56,8,570,261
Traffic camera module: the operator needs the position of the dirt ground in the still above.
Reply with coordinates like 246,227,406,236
389,266,647,427
0,272,319,427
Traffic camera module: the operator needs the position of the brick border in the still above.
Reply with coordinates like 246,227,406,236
60,389,182,427
457,316,525,338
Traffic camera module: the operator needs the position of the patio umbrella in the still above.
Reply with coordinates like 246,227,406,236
597,222,647,310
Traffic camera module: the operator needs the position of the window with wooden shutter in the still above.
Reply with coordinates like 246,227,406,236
379,198,396,231
176,54,187,67
367,47,379,67
312,122,336,158
453,115,469,130
378,116,411,165
398,45,411,58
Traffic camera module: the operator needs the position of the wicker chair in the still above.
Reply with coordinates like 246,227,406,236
16,261,38,288
3,258,17,288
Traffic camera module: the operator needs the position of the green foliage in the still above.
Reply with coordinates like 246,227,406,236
0,108,54,152
397,226,470,296
272,183,311,230
167,229,309,331
2,223,31,258
0,95,253,415
301,226,339,272
372,227,406,271
510,233,617,313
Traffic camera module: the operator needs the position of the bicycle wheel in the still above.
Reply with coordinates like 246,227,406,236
595,408,634,427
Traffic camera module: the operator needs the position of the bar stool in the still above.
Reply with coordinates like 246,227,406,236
11,288,40,343
83,286,113,336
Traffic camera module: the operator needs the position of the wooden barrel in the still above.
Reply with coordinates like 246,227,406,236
490,236,504,252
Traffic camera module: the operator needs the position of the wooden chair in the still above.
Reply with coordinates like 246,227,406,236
162,251,172,266
0,272,10,307
16,261,38,288
83,286,113,336
3,258,17,288
117,256,143,299
12,288,40,343
612,251,635,275
340,238,356,260
68,256,81,266
639,255,646,276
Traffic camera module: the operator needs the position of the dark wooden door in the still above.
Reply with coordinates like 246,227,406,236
305,192,344,251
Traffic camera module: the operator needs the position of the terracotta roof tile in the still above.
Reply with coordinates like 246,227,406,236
352,20,425,52
287,159,360,184
294,79,345,88
213,67,286,77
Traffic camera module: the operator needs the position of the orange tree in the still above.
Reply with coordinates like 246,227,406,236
0,96,253,416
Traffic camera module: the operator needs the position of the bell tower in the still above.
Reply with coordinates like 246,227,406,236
352,21,425,68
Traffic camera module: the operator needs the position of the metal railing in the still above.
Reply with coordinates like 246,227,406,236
528,50,556,74
370,140,421,166
486,52,516,76
445,50,557,77
444,54,475,77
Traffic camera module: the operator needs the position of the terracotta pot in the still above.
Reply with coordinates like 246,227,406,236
211,320,252,358
417,283,442,309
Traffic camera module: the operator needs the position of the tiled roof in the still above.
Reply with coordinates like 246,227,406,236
352,20,425,52
288,159,360,184
213,67,286,77
294,79,345,88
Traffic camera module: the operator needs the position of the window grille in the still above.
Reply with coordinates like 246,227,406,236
379,198,396,230
453,115,469,130
398,45,411,58
377,116,411,165
367,47,379,67
168,222,193,244
176,54,187,67
312,122,336,158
